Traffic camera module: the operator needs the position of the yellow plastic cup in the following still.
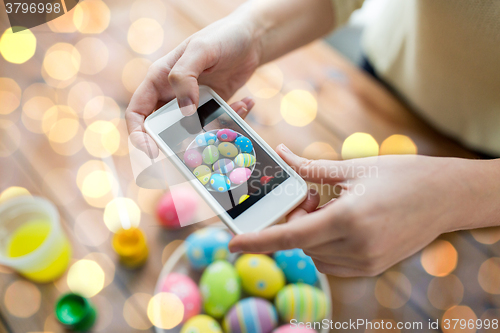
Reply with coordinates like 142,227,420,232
112,227,148,269
0,196,71,283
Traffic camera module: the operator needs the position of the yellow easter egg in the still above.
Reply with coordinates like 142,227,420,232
235,254,285,299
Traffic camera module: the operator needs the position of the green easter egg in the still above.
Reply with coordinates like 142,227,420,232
202,145,219,165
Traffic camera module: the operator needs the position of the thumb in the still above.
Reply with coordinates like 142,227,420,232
277,144,353,185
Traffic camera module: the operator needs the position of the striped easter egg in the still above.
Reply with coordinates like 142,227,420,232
234,153,256,168
212,159,235,174
275,283,329,323
224,298,278,333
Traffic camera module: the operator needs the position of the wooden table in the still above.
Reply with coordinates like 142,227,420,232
1,0,499,332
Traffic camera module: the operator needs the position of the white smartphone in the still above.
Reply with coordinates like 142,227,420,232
145,86,307,234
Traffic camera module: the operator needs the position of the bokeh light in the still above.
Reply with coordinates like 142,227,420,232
78,161,117,208
82,170,116,199
478,257,500,294
161,240,184,265
470,227,500,245
130,0,167,24
84,252,115,288
49,126,84,156
75,37,109,75
421,240,457,277
0,186,31,204
442,306,477,333
67,259,105,297
147,292,184,329
128,18,164,54
74,209,110,247
73,0,111,34
22,96,55,133
137,188,163,215
123,293,152,330
41,105,79,143
0,120,21,157
4,281,41,318
83,120,121,157
427,274,464,310
77,160,111,189
43,43,81,81
83,96,121,125
379,134,417,155
281,90,317,127
302,142,338,160
122,58,152,93
67,81,103,113
47,8,77,33
43,168,78,205
103,198,141,232
341,132,379,160
247,64,283,99
0,28,36,64
0,78,21,115
374,271,412,309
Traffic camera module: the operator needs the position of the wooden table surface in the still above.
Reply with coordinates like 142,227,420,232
1,0,499,332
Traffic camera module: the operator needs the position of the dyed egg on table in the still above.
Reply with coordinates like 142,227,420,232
218,142,239,158
185,227,232,269
235,254,285,299
160,273,201,323
193,165,211,185
224,297,278,333
274,249,318,285
202,145,219,164
212,159,235,174
210,174,231,192
217,129,238,142
229,168,252,185
196,132,217,146
199,260,241,319
183,149,203,169
180,314,222,333
234,153,256,168
275,283,329,323
273,325,317,333
234,136,253,153
156,189,198,229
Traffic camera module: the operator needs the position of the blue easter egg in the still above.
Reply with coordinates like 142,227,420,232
210,174,231,192
234,136,253,154
185,227,232,269
196,132,217,146
273,249,318,285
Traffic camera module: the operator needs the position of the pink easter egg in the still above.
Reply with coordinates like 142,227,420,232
183,149,202,169
217,129,238,142
229,168,252,185
273,324,317,333
161,273,202,323
156,189,198,229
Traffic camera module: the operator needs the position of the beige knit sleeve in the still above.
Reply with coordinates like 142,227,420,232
331,0,365,27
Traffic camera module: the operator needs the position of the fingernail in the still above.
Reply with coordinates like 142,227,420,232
280,144,291,154
239,107,248,115
178,98,196,116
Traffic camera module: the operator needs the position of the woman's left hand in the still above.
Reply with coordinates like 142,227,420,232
229,145,496,277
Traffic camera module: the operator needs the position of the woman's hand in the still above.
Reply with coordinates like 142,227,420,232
229,145,500,277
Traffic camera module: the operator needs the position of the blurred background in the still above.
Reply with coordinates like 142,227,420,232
0,0,499,332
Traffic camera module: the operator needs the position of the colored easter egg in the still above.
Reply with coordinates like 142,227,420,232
185,227,232,269
193,165,211,185
224,298,278,333
275,284,329,323
217,129,238,142
274,249,318,285
234,153,256,168
210,174,231,192
229,168,252,185
238,195,249,204
183,149,202,169
212,159,235,174
234,136,253,153
203,145,219,164
218,142,239,158
199,260,241,319
181,315,222,333
235,254,285,299
156,189,198,229
273,324,317,333
195,132,217,146
160,273,202,322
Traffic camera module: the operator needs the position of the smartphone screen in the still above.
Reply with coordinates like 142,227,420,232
158,99,290,218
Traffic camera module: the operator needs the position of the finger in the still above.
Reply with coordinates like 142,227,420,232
168,43,216,116
277,144,366,185
287,188,320,221
229,207,338,253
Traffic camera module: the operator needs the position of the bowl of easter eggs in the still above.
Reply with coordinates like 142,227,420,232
154,226,332,333
183,129,257,193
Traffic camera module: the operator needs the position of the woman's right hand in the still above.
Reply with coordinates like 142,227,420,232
126,12,262,157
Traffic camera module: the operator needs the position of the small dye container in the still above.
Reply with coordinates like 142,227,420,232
55,293,97,332
0,196,72,283
112,227,148,268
